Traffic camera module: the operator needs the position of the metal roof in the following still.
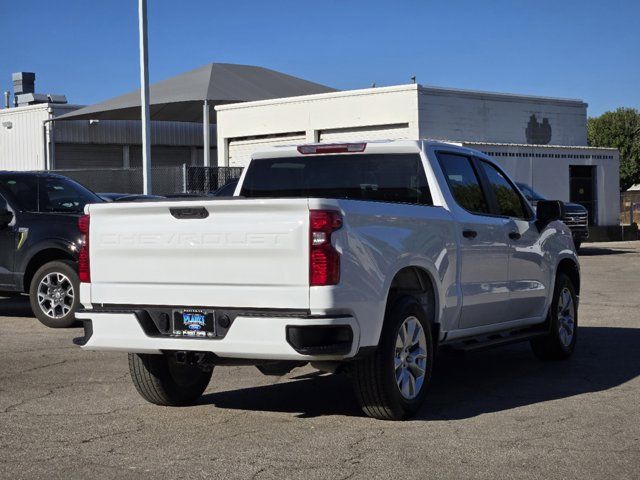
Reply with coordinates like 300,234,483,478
55,63,337,123
419,85,587,107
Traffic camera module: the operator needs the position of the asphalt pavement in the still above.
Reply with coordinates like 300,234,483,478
1,242,639,479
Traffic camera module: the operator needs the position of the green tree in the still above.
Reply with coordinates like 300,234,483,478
587,108,640,191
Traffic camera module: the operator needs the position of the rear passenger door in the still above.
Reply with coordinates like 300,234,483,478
475,159,548,321
0,193,16,289
436,152,511,329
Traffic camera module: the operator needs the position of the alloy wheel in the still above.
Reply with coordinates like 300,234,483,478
37,272,75,319
394,316,428,400
557,287,575,347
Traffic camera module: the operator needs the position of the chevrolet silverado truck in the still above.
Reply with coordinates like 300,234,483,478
74,140,580,420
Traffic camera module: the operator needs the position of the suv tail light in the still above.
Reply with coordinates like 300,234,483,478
309,210,342,286
78,214,90,283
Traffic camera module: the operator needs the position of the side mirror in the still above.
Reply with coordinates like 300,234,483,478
0,206,13,228
536,200,565,228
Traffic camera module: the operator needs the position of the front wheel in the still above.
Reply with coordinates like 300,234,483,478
351,296,434,420
128,353,213,406
530,273,578,360
29,260,79,328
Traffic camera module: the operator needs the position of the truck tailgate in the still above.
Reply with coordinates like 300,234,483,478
86,199,310,309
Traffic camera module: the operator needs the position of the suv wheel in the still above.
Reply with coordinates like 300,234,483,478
351,296,434,420
128,353,213,406
530,272,578,360
29,260,79,328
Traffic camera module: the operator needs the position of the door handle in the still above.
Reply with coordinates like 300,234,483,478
509,231,521,240
462,229,477,239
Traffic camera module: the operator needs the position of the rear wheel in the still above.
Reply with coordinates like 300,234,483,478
351,296,434,420
29,260,79,328
530,273,578,360
128,353,213,406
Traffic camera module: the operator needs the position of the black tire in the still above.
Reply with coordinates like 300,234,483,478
29,260,79,328
574,240,582,252
351,296,434,420
530,273,578,360
128,353,213,406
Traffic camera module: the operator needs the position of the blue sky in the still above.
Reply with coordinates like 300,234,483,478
2,0,638,116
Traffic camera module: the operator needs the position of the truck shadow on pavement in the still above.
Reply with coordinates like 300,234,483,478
578,247,635,256
200,326,640,419
0,296,33,318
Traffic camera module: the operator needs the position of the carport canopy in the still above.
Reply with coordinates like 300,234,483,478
55,62,337,123
54,62,336,167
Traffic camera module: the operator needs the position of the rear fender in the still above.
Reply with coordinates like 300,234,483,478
18,238,78,273
377,257,446,345
19,240,77,291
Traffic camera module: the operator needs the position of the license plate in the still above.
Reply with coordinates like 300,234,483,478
172,309,215,338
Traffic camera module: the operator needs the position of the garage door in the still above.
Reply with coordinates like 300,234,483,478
228,134,306,167
319,123,411,143
54,144,123,169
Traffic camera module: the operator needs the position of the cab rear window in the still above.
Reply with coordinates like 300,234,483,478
240,154,433,206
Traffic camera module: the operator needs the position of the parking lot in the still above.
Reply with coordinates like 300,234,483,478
0,241,638,479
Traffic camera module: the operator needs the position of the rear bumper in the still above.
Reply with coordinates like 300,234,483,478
74,311,360,361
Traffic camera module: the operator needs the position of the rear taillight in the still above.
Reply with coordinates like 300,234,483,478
78,214,90,283
309,210,342,286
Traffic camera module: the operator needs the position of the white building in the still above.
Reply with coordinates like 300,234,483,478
215,84,619,226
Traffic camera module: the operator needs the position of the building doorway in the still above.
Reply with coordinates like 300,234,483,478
570,165,597,225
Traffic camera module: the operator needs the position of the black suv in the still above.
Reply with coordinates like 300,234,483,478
516,182,589,250
0,172,103,327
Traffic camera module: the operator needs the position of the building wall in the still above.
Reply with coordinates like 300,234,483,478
216,85,420,167
216,84,590,167
0,103,50,170
0,103,216,170
214,85,618,225
465,142,620,226
52,109,217,169
419,87,588,146
53,118,216,147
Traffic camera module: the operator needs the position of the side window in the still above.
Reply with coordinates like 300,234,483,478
478,160,528,219
0,177,38,212
437,152,489,214
38,177,96,213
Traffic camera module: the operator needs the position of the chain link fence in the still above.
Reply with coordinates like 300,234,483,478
54,166,243,196
621,191,640,225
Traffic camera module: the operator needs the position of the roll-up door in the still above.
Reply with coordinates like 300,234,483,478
54,144,123,169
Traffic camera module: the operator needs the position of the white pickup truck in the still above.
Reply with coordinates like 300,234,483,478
75,140,580,420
